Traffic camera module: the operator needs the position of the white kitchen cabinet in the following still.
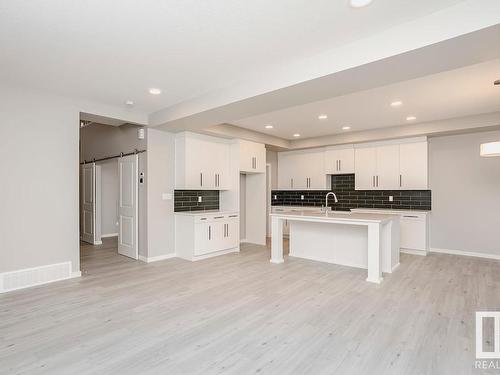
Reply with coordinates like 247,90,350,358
355,140,426,190
352,209,429,254
376,145,400,190
278,149,327,190
399,142,428,190
239,140,266,174
324,146,355,174
176,212,239,260
175,132,230,190
354,147,377,190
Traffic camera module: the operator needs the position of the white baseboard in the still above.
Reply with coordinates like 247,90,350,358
0,261,80,293
139,253,176,263
94,240,103,245
430,248,500,260
101,233,118,238
401,248,427,256
391,262,400,273
240,238,248,243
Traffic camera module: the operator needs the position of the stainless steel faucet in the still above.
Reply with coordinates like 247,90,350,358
324,192,338,211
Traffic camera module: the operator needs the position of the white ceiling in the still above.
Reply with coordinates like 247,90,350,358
0,0,465,113
232,59,500,140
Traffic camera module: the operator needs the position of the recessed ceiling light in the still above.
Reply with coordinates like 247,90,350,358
293,133,301,137
350,0,373,8
149,88,162,95
265,125,273,129
124,100,134,106
342,126,351,130
318,114,328,120
406,116,417,121
390,100,403,107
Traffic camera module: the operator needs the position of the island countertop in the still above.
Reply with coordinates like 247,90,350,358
270,210,398,224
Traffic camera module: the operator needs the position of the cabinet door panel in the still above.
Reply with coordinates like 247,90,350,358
355,147,377,190
306,151,326,189
400,217,427,250
325,148,354,174
194,223,212,255
376,145,400,190
278,153,296,189
399,142,428,190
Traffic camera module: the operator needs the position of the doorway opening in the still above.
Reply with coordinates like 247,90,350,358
79,116,146,263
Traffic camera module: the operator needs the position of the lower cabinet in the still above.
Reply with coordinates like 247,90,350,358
352,209,429,254
176,212,239,260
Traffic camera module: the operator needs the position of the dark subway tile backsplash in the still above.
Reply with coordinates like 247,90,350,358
174,190,219,212
272,174,431,211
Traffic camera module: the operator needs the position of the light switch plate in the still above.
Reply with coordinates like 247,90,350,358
389,196,393,202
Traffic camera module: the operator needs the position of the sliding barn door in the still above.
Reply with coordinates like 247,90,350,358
118,154,139,259
81,163,96,244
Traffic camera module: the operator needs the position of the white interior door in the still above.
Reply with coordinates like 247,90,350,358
118,154,138,259
81,163,96,244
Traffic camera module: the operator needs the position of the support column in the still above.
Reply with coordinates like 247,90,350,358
270,216,284,264
366,222,383,283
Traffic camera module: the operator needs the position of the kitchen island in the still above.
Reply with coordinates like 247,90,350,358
270,210,400,283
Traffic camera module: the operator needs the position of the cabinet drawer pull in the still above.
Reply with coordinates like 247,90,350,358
200,217,207,220
228,214,238,218
214,216,224,219
403,215,419,218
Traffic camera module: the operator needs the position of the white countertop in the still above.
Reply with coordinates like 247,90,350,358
270,209,398,224
174,210,238,216
351,208,431,214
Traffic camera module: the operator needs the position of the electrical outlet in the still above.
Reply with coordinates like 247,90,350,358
273,195,277,200
389,196,393,202
198,196,202,203
301,195,304,200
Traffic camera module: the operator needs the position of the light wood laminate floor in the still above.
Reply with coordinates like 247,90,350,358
1,238,499,375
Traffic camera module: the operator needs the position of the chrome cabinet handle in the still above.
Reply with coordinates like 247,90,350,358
228,214,238,218
373,176,375,187
403,215,419,218
376,175,379,187
399,174,402,187
208,225,211,240
214,216,224,219
200,172,203,187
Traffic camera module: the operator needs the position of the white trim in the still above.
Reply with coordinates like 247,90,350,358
353,136,427,149
94,240,103,245
138,253,176,263
240,238,248,244
0,262,81,293
401,248,427,256
101,233,118,238
430,248,500,261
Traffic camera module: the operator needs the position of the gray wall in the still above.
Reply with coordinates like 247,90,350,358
429,130,500,256
147,128,176,258
266,149,278,189
0,86,80,273
80,123,146,162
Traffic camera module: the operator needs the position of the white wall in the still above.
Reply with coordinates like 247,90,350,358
429,130,500,256
147,128,176,258
0,87,80,273
99,160,119,236
0,85,146,276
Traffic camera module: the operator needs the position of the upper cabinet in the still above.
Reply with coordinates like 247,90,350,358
239,140,266,174
175,132,230,190
399,142,428,190
278,149,327,190
354,139,428,191
324,146,355,174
